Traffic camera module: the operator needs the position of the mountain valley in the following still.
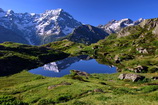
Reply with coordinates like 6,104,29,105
0,7,158,105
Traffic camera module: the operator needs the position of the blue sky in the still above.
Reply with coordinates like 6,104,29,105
0,0,158,26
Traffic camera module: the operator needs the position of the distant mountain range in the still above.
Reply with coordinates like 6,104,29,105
63,18,144,44
0,8,144,45
98,18,144,34
0,8,81,45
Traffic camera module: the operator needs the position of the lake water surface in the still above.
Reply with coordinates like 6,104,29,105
29,55,117,77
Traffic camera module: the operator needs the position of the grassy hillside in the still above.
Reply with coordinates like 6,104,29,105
41,18,158,73
1,70,158,105
0,42,69,76
42,39,93,56
92,18,158,73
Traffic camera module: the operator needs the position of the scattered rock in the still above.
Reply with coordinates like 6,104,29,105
116,67,122,72
103,52,109,56
152,24,158,36
71,70,90,77
60,82,72,85
114,55,121,63
93,89,104,93
48,82,72,90
118,73,145,82
92,45,99,49
77,46,83,49
118,74,126,80
48,85,56,90
136,47,148,54
151,76,158,80
128,65,148,73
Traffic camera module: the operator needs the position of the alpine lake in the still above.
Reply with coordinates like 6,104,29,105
29,55,117,77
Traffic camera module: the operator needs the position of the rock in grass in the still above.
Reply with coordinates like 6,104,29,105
151,76,158,80
136,47,148,54
70,70,90,77
128,65,148,73
48,82,71,89
93,89,104,93
118,73,145,82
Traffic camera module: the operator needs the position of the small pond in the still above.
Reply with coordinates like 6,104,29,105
29,55,117,77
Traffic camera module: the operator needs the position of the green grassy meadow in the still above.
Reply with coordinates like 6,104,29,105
0,70,158,105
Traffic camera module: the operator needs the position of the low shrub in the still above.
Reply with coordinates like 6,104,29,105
72,100,87,105
113,87,134,95
148,66,158,73
54,94,72,103
96,95,111,101
38,99,55,105
141,85,158,93
0,95,27,105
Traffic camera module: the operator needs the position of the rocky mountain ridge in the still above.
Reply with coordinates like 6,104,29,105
98,18,144,34
95,17,158,73
0,7,145,45
0,8,82,45
63,24,109,44
63,18,144,44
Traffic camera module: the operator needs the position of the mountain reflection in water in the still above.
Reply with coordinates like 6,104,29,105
29,55,117,77
43,55,91,72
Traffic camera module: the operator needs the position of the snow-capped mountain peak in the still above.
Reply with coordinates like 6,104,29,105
0,8,82,45
0,8,145,45
138,18,144,21
120,18,131,21
134,18,144,25
42,8,62,19
7,10,14,14
44,8,62,15
98,18,144,34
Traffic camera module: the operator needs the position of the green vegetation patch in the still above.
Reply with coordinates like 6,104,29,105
0,71,158,105
0,42,69,76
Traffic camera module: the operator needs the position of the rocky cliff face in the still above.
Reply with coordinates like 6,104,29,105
118,18,158,38
0,8,82,45
139,18,158,37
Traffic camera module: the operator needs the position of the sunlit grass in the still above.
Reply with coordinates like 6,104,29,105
0,71,158,104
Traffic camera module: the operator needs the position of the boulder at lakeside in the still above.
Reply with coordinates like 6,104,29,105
118,73,145,82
